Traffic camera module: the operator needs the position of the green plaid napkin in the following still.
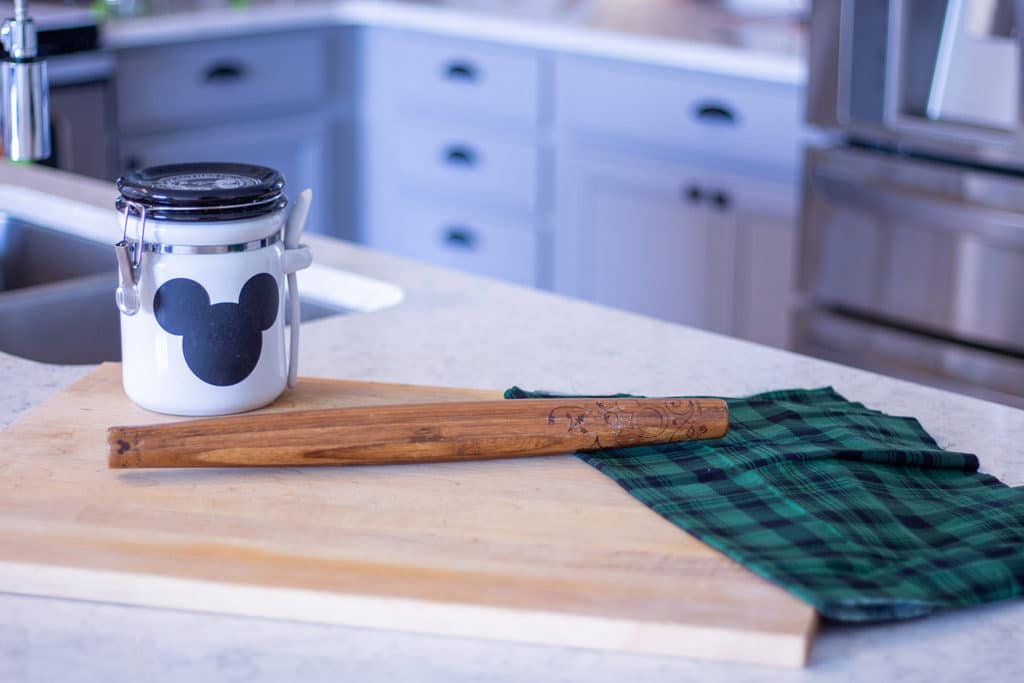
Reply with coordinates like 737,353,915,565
505,386,1024,622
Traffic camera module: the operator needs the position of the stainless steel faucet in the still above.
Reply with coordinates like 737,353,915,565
0,0,50,161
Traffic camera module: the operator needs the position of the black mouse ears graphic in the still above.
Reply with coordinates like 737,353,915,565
153,273,279,387
155,274,278,335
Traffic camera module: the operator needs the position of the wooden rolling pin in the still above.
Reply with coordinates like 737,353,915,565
108,397,729,469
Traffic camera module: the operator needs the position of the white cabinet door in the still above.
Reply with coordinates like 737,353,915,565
555,150,799,342
724,175,799,349
554,153,736,331
119,113,338,237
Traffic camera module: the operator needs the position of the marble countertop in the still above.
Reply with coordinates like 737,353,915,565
100,0,807,85
1,162,1023,680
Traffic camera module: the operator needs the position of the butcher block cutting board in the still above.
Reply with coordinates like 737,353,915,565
0,363,817,667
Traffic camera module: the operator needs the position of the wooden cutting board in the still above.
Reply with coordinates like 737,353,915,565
0,363,817,667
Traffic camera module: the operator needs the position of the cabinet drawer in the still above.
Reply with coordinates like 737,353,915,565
365,29,540,129
368,205,537,286
116,31,330,132
119,113,334,235
556,56,803,171
375,123,539,212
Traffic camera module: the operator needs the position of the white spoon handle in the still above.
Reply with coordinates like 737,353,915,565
285,189,312,388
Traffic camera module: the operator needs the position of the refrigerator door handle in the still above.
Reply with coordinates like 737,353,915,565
814,172,1024,248
796,308,1024,409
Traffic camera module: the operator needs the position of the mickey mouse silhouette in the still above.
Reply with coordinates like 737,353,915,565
154,273,279,386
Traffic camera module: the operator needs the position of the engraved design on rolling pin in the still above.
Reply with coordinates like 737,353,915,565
595,401,664,445
547,399,725,449
547,405,591,435
664,399,716,440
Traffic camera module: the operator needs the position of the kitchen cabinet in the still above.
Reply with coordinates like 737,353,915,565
554,153,735,331
119,112,335,237
361,35,804,344
554,54,805,173
552,54,804,348
729,175,799,349
360,27,541,131
554,150,798,346
109,20,804,342
359,27,550,287
114,31,332,133
114,28,357,238
367,200,539,286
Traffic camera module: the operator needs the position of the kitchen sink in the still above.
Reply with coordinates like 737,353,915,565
0,216,351,364
0,217,113,289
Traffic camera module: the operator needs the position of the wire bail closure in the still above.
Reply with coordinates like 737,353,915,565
114,201,146,316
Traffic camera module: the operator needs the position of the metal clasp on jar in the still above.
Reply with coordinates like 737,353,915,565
114,201,146,316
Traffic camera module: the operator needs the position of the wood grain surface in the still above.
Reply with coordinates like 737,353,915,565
107,397,728,468
0,364,817,666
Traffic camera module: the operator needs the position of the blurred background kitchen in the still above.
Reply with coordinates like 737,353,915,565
3,0,1022,408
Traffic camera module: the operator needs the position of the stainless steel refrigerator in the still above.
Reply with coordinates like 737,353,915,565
798,0,1024,408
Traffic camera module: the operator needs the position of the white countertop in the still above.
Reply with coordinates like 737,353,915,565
1,162,1023,680
101,0,807,86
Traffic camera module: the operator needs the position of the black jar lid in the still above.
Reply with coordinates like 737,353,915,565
116,162,287,222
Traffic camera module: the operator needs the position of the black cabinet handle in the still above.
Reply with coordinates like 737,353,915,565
444,60,479,82
443,145,478,167
712,191,731,210
683,184,703,204
204,62,247,83
694,102,737,125
443,226,478,249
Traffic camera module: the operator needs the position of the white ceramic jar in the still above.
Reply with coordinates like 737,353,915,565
114,163,312,416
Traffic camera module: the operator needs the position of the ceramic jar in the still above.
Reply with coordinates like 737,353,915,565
114,162,312,416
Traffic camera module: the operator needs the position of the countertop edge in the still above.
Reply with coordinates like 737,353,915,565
100,0,807,86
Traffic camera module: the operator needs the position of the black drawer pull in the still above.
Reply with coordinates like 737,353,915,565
443,145,478,167
443,226,478,249
694,102,737,125
444,61,479,82
683,184,703,204
712,190,731,210
204,62,247,83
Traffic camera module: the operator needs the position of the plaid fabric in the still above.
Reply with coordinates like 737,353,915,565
505,386,1024,622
